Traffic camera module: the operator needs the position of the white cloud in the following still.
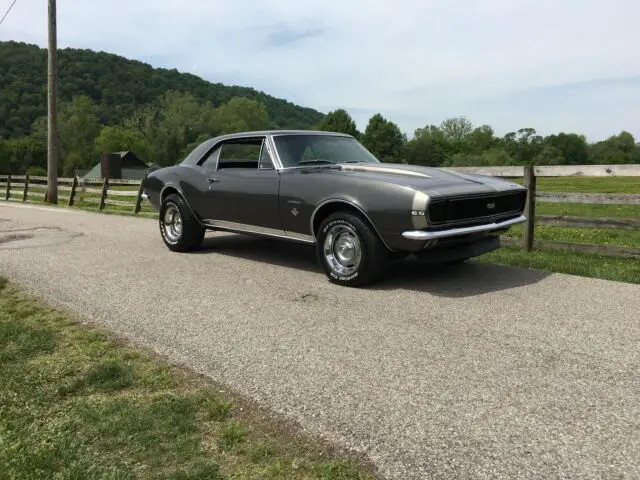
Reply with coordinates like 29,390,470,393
1,0,639,141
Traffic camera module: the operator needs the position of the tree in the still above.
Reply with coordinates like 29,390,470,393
483,148,517,166
544,133,588,165
440,116,473,142
441,148,515,167
441,153,485,167
609,131,636,153
0,136,47,174
212,97,270,135
94,125,149,160
405,125,451,166
361,113,406,163
125,91,217,166
503,128,544,164
588,131,637,164
32,95,101,175
466,125,497,154
533,145,564,165
317,109,359,137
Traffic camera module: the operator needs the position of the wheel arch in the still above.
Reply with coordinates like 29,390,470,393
159,184,204,226
310,199,395,252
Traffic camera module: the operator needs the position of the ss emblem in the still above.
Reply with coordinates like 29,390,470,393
486,202,496,210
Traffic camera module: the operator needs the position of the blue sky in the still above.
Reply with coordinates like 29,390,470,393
1,0,638,142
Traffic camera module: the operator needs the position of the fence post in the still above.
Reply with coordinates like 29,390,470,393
134,176,145,214
77,178,85,204
68,175,78,207
522,165,536,251
99,177,109,211
4,174,10,200
22,174,30,202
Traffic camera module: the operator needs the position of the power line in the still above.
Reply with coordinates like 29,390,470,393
0,0,18,26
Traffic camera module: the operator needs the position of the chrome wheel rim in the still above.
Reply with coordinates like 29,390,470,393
162,204,183,243
323,224,362,276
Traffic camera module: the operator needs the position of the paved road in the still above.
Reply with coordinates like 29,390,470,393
1,202,639,480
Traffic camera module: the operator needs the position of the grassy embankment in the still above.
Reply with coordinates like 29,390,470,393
0,277,376,479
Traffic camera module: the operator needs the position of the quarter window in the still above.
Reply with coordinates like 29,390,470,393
200,147,220,172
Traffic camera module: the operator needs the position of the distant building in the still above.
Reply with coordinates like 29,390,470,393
77,151,152,180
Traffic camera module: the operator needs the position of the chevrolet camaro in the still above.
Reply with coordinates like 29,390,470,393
141,130,528,287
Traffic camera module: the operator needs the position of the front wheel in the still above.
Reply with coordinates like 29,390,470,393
316,211,388,287
159,193,205,252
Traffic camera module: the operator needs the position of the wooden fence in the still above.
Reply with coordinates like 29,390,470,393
0,174,148,214
445,164,640,259
2,164,639,258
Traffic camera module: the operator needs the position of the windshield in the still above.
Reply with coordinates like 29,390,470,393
272,134,380,167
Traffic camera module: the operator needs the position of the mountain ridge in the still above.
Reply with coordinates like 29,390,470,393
0,40,325,138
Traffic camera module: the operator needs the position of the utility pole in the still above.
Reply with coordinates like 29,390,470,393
47,0,58,204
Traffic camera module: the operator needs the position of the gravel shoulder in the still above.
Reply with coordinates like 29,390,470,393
1,202,639,480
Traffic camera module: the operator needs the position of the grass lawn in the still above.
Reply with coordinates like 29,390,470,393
0,278,376,480
477,246,640,284
536,202,640,219
511,176,640,194
506,224,640,248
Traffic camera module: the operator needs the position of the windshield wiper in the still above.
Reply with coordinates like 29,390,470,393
297,159,335,165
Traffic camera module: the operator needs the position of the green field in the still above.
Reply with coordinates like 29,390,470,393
478,247,640,284
0,277,375,480
506,224,640,248
491,175,639,283
511,176,640,194
536,202,640,219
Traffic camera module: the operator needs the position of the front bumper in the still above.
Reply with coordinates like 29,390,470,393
401,215,526,241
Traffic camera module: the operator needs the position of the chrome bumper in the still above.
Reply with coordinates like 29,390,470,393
401,215,526,241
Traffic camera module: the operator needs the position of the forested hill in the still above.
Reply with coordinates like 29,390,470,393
0,40,324,138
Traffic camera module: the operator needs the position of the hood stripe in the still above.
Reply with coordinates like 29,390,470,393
341,164,433,178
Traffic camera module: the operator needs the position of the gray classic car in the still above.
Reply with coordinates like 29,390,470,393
142,130,527,286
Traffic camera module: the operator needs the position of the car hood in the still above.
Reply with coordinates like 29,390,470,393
336,162,525,196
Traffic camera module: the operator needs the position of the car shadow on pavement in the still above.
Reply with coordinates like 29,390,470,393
373,257,551,297
196,234,319,272
196,234,551,297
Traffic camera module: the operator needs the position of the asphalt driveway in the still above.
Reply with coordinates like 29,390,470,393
1,202,639,479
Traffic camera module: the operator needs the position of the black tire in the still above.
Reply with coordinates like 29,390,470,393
159,193,205,252
316,210,388,287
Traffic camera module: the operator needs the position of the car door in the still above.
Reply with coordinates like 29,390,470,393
198,136,283,234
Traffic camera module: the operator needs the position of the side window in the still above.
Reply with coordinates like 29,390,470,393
259,141,275,170
218,139,263,169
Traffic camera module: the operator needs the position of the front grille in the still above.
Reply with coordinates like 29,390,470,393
428,190,526,227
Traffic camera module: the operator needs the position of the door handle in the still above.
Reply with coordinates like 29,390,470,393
208,177,220,183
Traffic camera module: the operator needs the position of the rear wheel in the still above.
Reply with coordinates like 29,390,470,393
316,211,388,287
159,193,204,252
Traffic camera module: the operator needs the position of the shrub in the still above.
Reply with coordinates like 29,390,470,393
25,166,47,176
